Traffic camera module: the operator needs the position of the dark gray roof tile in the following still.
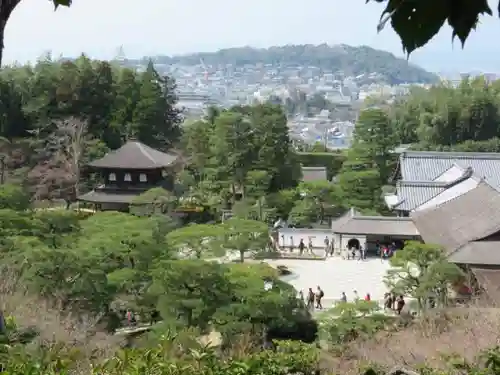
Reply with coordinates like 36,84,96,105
89,141,178,169
332,209,419,236
449,241,500,265
78,190,139,204
399,151,500,188
393,181,446,210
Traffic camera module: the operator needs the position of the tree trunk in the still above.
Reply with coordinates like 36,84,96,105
0,0,22,68
0,310,5,334
0,20,4,67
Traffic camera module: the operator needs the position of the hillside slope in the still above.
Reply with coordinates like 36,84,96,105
151,44,438,84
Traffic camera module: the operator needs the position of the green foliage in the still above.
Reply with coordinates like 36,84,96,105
166,223,226,259
0,332,319,375
319,300,391,351
371,0,494,54
221,218,269,262
0,184,30,211
336,107,398,213
151,260,232,329
385,241,464,310
288,199,319,227
337,147,382,212
181,104,300,211
354,108,398,182
149,260,311,341
33,209,81,248
0,54,181,172
131,188,178,216
297,180,345,223
391,78,500,150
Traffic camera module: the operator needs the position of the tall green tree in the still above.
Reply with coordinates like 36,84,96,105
354,107,397,183
337,147,382,212
336,108,396,212
210,111,256,200
250,104,300,191
132,61,182,148
110,67,139,148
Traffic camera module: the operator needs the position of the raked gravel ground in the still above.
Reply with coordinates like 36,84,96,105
265,257,392,308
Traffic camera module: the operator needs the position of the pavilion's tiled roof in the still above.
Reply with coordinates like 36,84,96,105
78,190,140,204
88,140,178,169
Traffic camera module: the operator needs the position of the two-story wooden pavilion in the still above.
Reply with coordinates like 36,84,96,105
78,140,179,212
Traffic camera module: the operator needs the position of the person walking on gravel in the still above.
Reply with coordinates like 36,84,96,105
316,286,324,309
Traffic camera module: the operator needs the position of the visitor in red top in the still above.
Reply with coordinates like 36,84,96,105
364,293,371,301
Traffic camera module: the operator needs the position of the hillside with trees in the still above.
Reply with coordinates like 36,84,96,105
1,51,500,374
148,44,439,84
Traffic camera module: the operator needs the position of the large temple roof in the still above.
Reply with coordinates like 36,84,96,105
88,140,178,169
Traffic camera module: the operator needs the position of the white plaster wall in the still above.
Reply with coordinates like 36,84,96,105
277,228,332,249
333,233,342,251
433,165,464,182
416,177,479,211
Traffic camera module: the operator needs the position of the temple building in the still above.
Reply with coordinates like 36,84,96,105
78,140,179,212
385,150,500,216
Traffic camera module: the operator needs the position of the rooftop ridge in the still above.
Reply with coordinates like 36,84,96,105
88,139,177,169
481,177,500,193
398,180,449,187
135,141,157,165
398,165,475,189
352,215,414,222
401,150,500,160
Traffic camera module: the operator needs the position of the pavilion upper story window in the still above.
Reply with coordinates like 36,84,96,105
124,173,132,182
139,173,147,182
109,173,116,182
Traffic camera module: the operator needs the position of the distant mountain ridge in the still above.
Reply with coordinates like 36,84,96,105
147,44,438,85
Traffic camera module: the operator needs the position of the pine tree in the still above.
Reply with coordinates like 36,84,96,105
132,60,181,149
354,107,397,183
337,146,381,212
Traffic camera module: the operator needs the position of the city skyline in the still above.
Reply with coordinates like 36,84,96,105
6,0,500,72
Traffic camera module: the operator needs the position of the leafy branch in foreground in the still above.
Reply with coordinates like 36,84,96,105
368,0,494,54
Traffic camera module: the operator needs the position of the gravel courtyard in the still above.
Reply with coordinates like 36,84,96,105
265,257,392,308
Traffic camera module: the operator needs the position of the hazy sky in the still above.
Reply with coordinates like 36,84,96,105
5,0,500,72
